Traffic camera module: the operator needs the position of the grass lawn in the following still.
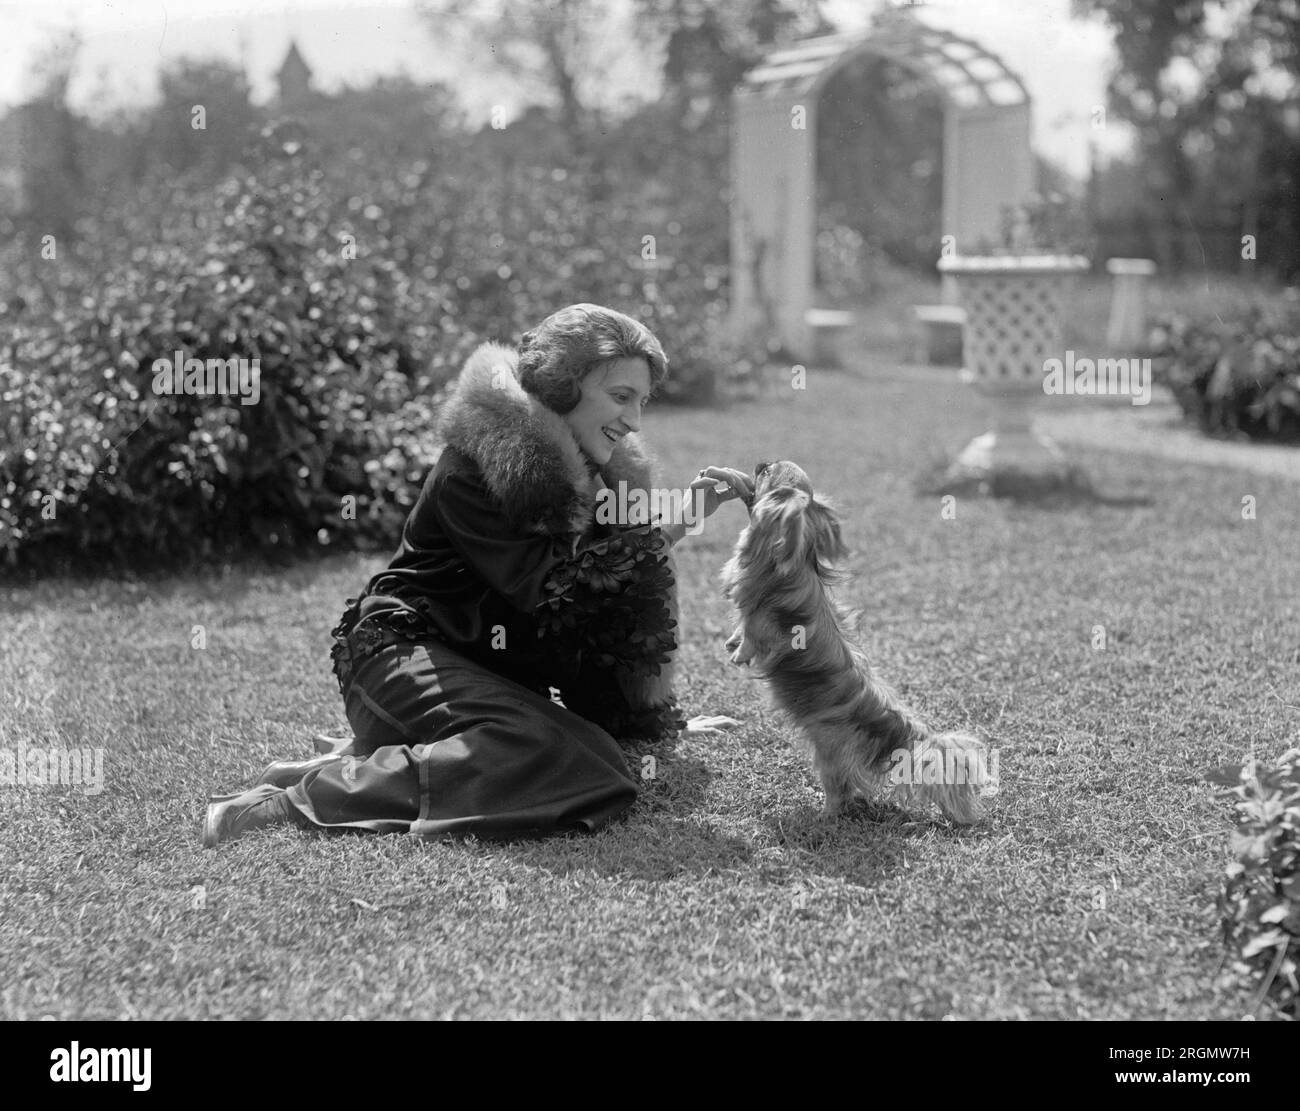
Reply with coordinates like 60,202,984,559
2,358,1296,1020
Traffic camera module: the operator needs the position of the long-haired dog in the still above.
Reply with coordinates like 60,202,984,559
721,461,989,825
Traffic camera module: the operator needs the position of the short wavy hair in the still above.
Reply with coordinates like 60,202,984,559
516,303,668,415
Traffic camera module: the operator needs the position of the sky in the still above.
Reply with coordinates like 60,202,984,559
0,0,1124,177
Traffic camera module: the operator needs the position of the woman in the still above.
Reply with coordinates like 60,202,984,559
203,303,752,846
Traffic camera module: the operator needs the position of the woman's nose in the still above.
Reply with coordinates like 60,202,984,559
621,405,641,432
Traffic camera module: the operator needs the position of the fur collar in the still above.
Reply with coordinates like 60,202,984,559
435,342,658,537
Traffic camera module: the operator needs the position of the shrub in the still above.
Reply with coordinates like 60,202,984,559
1,109,756,574
1150,302,1300,442
814,220,869,307
1,134,459,572
1207,749,1300,1018
997,190,1096,258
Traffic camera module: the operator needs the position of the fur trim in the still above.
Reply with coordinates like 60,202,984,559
436,342,658,537
436,341,680,728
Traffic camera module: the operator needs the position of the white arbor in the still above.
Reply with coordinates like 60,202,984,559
730,16,1035,359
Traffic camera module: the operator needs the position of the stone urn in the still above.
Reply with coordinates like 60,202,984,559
937,254,1091,496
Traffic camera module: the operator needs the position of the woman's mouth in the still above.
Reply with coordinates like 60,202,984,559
602,427,622,445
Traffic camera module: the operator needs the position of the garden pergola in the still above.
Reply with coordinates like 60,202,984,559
730,16,1035,360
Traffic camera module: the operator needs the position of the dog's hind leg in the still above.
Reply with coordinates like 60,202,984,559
904,731,989,825
814,753,851,818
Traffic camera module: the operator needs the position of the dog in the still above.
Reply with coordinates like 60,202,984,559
720,460,989,824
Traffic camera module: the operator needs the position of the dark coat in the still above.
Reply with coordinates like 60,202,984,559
341,342,680,733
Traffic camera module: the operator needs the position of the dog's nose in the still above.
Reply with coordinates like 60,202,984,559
755,461,771,478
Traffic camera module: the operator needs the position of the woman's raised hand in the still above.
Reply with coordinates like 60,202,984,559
651,466,753,546
688,466,755,520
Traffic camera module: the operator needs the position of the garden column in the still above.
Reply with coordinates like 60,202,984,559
1105,257,1157,350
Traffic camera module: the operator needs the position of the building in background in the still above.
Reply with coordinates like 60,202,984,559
276,40,314,110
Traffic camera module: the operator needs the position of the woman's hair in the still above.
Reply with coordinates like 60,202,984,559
516,303,668,414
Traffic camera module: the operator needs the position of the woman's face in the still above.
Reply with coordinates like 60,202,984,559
562,356,652,466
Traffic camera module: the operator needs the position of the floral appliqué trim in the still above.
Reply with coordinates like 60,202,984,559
535,524,677,678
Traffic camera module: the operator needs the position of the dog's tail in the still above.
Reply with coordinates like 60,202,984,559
889,730,992,826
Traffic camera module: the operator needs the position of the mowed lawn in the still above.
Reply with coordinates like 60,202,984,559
2,359,1296,1020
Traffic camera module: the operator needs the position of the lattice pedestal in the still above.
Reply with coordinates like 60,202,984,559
937,255,1091,496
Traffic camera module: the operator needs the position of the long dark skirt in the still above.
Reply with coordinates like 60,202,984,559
284,632,639,838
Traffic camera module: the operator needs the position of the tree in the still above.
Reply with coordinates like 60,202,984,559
417,0,629,155
147,58,259,175
16,29,86,242
253,75,467,182
418,0,828,152
1077,0,1300,276
630,0,829,118
816,53,944,273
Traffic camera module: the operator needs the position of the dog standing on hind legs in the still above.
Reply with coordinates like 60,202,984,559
720,460,990,825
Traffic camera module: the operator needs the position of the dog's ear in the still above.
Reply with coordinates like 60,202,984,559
805,497,847,567
748,486,836,574
770,489,813,575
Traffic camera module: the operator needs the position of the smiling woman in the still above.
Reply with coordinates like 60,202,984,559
202,303,753,846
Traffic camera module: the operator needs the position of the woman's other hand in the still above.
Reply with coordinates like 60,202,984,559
684,714,742,735
653,466,753,546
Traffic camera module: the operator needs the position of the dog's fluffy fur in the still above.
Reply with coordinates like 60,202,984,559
721,461,988,824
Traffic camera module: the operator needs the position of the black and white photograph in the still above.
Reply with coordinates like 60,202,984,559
1,0,1297,1054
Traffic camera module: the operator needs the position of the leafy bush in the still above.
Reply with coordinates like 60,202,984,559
1,132,461,572
1151,302,1300,442
814,220,869,307
1,109,756,574
971,190,1096,258
1207,749,1300,1018
816,56,944,274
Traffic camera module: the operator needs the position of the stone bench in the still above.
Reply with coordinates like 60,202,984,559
913,304,966,365
804,308,856,367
